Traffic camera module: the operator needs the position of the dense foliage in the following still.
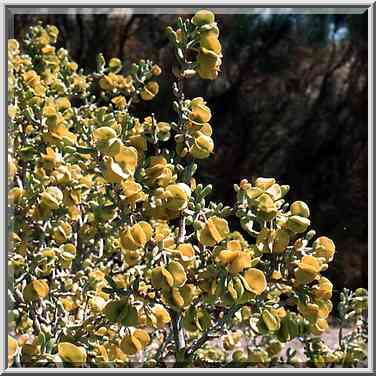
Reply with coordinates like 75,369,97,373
12,9,369,293
8,11,367,368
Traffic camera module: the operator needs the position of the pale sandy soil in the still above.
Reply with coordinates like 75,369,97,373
184,325,367,368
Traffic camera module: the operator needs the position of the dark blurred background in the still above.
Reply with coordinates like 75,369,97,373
10,8,368,292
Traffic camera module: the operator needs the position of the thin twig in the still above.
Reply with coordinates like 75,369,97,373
155,330,173,364
171,309,186,353
177,216,186,244
185,304,243,360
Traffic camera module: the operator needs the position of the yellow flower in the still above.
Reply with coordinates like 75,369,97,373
188,122,213,136
312,236,336,262
189,97,212,124
151,64,162,76
272,229,290,253
23,70,40,87
242,268,267,295
163,183,191,211
156,121,171,140
51,221,72,244
40,147,63,171
151,304,171,328
89,296,107,313
166,261,187,287
8,105,18,119
151,261,186,289
294,255,321,285
93,126,117,141
262,309,281,331
106,344,128,363
316,298,333,319
8,187,23,204
8,39,20,54
60,298,76,312
120,221,153,251
272,306,287,319
290,201,310,218
145,156,175,187
200,32,222,55
245,179,284,220
162,284,195,310
93,126,122,156
121,179,146,206
40,186,63,209
191,10,215,26
58,342,87,365
310,318,329,336
46,25,59,43
287,215,311,234
103,156,128,183
55,97,71,111
93,345,109,364
140,81,159,101
170,243,195,264
114,146,138,176
297,302,320,323
151,266,174,290
271,270,282,280
103,299,138,326
120,329,150,355
197,47,222,80
246,178,282,200
216,242,252,275
256,194,278,220
154,221,172,241
23,279,49,302
111,95,127,109
126,120,147,152
44,120,77,146
99,74,115,91
8,336,18,367
63,188,81,208
190,133,214,159
223,332,242,350
312,276,333,300
197,216,229,246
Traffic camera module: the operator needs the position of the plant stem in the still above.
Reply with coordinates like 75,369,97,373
177,216,186,244
29,301,41,335
155,329,172,364
339,325,343,349
185,304,243,360
171,309,186,353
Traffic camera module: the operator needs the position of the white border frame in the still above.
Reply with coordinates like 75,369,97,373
0,1,374,373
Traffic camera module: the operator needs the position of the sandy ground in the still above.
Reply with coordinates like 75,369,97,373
195,325,368,368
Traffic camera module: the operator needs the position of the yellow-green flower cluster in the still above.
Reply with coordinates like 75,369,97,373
176,97,214,160
192,10,222,80
234,176,338,342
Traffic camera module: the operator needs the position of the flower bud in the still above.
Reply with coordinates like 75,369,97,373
290,201,310,218
191,10,215,26
287,215,310,233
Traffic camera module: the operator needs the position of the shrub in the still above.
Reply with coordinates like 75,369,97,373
7,10,367,368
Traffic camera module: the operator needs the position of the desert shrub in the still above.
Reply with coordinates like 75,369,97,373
7,10,367,368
